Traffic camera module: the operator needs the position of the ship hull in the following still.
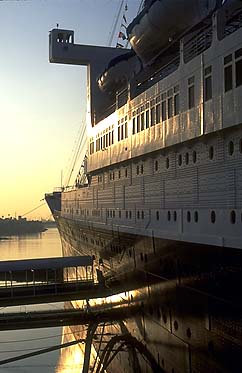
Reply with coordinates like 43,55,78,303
56,215,242,372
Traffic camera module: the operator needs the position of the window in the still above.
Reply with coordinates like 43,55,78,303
132,117,136,134
188,76,195,109
124,122,128,139
174,93,179,115
161,93,167,121
168,97,173,118
118,125,120,141
137,115,141,133
204,66,212,101
155,160,158,171
89,141,94,155
162,100,167,121
141,112,145,131
151,107,155,126
224,54,233,92
235,48,242,87
156,104,160,124
174,85,180,115
145,110,150,128
236,58,242,87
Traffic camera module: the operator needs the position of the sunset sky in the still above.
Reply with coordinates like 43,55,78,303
0,0,139,219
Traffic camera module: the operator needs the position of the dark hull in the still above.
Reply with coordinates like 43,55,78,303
56,215,242,372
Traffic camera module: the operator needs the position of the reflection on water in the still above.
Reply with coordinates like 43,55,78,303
0,228,62,261
0,228,67,373
56,326,85,373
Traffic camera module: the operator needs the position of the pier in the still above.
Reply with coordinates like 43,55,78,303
0,256,113,306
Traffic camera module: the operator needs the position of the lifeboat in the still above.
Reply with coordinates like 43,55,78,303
97,50,141,96
127,0,220,66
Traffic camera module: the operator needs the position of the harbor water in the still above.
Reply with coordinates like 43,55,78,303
0,228,83,373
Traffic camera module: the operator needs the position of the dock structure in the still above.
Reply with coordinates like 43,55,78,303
0,256,114,306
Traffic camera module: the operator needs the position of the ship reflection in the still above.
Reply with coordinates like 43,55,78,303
55,326,85,373
55,257,242,373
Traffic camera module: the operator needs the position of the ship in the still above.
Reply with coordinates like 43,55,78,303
0,216,46,237
46,0,242,371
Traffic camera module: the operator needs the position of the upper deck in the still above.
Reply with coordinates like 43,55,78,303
87,6,242,173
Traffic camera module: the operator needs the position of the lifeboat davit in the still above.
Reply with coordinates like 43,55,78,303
97,51,141,96
127,0,220,66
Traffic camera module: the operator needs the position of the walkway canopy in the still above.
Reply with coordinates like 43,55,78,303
0,256,93,283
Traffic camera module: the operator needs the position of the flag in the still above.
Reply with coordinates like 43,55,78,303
123,14,127,23
121,23,127,29
118,31,126,40
116,42,124,48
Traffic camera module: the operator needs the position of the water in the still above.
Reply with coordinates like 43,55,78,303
0,228,79,373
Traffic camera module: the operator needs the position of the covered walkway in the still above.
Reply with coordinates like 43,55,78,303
0,256,113,306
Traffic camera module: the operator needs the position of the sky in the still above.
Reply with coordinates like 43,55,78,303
0,0,140,219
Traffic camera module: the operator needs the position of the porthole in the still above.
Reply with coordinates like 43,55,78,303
149,305,153,315
118,170,121,178
136,165,139,175
166,157,169,169
209,146,214,160
230,210,236,224
173,211,177,221
125,168,128,177
186,328,192,338
162,311,167,324
240,139,242,154
174,320,179,330
187,211,191,222
156,211,160,220
141,164,144,174
194,211,198,222
185,152,189,165
208,341,214,354
155,160,158,171
178,154,182,166
168,211,171,221
193,150,197,163
228,141,234,156
211,210,216,224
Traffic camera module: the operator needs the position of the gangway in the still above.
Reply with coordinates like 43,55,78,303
0,256,113,306
0,303,141,331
